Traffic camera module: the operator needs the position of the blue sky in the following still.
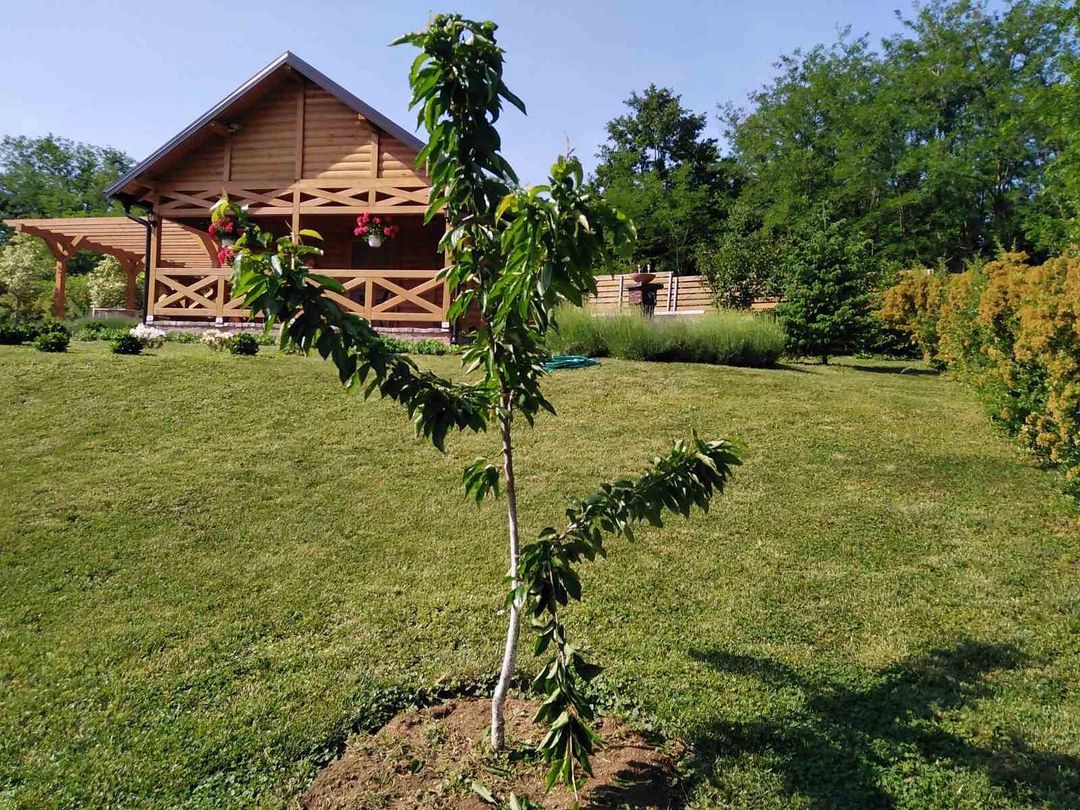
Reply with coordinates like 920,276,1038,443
1,1,940,183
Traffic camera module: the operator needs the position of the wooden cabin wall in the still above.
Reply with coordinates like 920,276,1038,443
316,216,442,269
153,78,422,190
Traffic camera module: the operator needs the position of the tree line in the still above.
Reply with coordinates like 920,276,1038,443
591,0,1078,295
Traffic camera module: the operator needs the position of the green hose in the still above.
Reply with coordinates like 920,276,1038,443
543,355,600,371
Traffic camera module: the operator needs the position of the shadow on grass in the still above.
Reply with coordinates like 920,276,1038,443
687,641,1079,808
845,362,941,377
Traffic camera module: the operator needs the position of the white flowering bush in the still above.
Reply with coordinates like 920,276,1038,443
88,256,128,310
130,323,166,349
201,329,233,352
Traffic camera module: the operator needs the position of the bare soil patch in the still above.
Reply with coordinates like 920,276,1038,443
302,697,683,809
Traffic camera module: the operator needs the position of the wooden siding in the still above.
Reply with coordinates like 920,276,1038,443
590,273,777,313
302,87,375,177
153,79,425,198
229,87,298,181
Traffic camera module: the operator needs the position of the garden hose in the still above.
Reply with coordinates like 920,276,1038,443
542,355,599,371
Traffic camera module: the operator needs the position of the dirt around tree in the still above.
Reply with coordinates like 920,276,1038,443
302,698,683,809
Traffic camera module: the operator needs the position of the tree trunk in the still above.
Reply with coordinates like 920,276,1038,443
491,406,522,750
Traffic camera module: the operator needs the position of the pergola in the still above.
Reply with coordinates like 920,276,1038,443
3,217,216,318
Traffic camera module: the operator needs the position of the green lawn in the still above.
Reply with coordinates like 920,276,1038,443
1,342,1077,808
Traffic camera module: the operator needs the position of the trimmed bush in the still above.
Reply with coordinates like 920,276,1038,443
34,331,69,353
547,306,786,368
0,321,31,345
111,334,144,355
227,333,259,356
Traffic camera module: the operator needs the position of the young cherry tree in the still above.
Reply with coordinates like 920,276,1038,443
224,14,740,792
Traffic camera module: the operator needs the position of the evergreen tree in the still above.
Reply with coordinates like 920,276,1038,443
777,223,872,363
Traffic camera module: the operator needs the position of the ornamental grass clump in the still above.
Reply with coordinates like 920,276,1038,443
547,306,785,367
223,14,740,795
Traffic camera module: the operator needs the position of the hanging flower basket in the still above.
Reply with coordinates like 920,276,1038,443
208,192,249,248
355,213,399,248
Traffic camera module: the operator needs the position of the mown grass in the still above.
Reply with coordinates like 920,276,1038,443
0,342,1077,808
546,306,786,367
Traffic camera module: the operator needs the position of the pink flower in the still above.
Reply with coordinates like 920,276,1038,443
209,223,217,235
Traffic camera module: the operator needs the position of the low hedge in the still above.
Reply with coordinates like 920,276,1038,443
881,251,1080,500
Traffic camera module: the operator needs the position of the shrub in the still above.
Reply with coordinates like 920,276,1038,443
34,331,69,353
201,329,232,351
88,256,129,310
130,323,166,349
381,335,460,355
227,333,259,356
880,250,1080,500
111,334,143,355
37,322,70,337
0,234,51,321
546,306,785,367
0,321,30,345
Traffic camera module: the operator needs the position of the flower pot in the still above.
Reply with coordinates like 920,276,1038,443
367,234,384,248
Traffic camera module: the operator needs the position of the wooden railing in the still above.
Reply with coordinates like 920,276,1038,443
153,179,430,217
149,267,449,325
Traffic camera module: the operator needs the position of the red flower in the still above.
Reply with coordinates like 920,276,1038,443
209,223,218,235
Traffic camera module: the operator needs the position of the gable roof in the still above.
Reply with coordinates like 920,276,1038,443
106,51,424,199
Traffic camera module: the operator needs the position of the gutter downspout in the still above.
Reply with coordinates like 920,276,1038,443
121,199,154,324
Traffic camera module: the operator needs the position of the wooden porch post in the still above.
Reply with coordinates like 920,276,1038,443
147,215,162,322
53,255,68,319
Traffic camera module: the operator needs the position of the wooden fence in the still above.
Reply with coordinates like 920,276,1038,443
591,273,779,313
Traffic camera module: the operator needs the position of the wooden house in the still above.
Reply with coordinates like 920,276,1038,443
5,53,449,333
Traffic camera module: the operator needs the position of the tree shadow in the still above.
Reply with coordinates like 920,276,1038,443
845,362,941,376
687,641,1079,808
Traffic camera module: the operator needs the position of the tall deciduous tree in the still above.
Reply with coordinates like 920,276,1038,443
721,0,1077,294
0,134,135,277
594,86,737,274
0,135,132,227
225,14,740,795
